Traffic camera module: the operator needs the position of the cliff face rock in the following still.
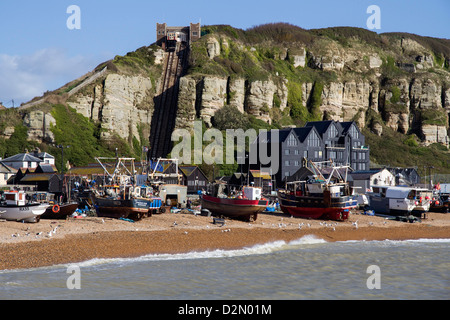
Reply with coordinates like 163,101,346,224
68,73,154,143
13,25,449,154
199,76,228,127
23,111,56,143
174,76,289,130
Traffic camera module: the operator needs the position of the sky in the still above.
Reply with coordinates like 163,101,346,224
0,0,449,107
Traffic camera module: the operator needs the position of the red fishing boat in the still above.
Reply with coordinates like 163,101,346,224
201,184,269,222
278,162,358,221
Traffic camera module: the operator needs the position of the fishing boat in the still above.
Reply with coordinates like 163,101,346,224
409,188,432,217
201,184,269,222
430,193,450,213
28,192,79,220
93,157,163,221
367,186,416,216
277,161,357,221
0,190,51,223
41,202,79,220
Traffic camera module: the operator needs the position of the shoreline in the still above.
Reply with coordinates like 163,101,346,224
1,211,449,271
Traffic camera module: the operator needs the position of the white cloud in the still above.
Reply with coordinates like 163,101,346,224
0,48,99,106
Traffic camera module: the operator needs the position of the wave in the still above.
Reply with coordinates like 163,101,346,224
67,235,328,268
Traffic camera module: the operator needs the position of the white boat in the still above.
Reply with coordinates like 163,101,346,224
0,190,50,223
367,186,416,216
409,188,432,217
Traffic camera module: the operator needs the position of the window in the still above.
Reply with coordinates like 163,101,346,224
294,161,299,166
285,149,290,155
294,150,299,155
307,132,320,147
329,151,337,159
285,171,290,177
349,125,359,139
287,134,298,146
304,151,308,158
329,124,338,138
285,160,290,166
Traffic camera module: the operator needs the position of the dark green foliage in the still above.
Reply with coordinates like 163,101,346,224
50,104,114,170
390,86,401,104
212,105,250,130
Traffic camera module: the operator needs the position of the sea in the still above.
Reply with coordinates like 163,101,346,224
0,236,448,303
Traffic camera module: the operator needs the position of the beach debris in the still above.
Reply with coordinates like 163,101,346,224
119,217,135,223
213,218,225,227
184,231,188,235
352,221,359,229
221,228,231,232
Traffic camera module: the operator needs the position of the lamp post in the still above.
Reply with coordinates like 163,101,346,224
57,145,70,196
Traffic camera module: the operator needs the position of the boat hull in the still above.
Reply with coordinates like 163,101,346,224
41,203,79,220
201,194,268,221
94,197,162,221
278,193,357,221
0,203,50,223
367,195,415,216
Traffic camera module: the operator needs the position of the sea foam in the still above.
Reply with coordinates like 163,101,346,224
69,235,328,268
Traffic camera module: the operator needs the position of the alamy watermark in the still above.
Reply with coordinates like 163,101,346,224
171,121,280,174
366,265,381,290
66,265,81,290
366,5,381,30
67,5,81,30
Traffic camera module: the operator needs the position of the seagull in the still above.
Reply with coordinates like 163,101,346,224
352,221,359,229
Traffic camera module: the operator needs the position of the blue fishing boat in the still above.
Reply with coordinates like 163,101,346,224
93,157,163,221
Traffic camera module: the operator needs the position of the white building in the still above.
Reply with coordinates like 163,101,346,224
0,161,16,186
350,168,395,194
1,153,42,170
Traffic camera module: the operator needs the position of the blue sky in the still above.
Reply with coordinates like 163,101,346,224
1,0,449,106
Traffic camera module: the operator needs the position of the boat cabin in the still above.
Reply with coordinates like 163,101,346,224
0,190,27,206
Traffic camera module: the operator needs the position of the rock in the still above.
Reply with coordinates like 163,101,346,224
228,78,246,113
369,55,383,69
199,76,228,127
246,79,277,124
206,37,221,60
422,124,449,146
23,111,56,143
175,76,197,131
69,73,153,143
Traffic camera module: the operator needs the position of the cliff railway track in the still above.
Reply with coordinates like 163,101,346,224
149,42,188,160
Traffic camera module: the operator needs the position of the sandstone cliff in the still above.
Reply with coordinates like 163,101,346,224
3,24,449,170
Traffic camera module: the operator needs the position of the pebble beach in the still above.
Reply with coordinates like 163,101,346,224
1,210,449,271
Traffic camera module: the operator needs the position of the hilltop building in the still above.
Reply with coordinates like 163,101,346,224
156,22,201,50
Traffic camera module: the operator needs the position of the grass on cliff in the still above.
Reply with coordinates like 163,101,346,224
363,127,450,175
49,104,145,171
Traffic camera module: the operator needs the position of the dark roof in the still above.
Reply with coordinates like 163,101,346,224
258,129,291,144
0,161,15,173
305,120,335,135
35,164,57,173
339,121,358,135
292,126,314,142
32,151,55,159
2,153,42,163
20,173,60,182
258,126,317,144
350,169,384,180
